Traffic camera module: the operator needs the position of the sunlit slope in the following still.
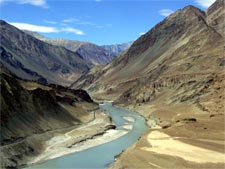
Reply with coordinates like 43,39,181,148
72,2,224,102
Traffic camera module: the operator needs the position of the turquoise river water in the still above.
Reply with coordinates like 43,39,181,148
26,102,148,169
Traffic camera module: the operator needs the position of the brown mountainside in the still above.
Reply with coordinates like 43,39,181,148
206,0,225,37
36,38,115,65
72,2,224,101
23,31,131,65
0,68,99,168
0,20,92,86
73,1,225,168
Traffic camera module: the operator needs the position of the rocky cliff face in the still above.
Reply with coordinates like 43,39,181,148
0,68,97,168
0,20,91,86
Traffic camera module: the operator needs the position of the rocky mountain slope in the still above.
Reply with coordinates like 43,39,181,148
206,0,225,37
74,42,115,65
24,31,131,65
37,38,114,65
72,0,225,168
0,20,92,86
0,67,100,168
72,1,224,100
101,41,133,56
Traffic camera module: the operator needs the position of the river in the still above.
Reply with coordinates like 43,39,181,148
26,102,148,169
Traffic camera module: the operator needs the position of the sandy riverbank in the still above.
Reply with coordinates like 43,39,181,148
109,103,225,169
123,116,135,123
26,111,128,168
142,131,225,163
122,124,133,130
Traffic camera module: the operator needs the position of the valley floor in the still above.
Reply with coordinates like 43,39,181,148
109,103,225,169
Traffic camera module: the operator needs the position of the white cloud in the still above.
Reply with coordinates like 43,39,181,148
10,22,85,35
195,0,216,8
61,27,85,35
10,22,58,33
62,18,96,26
18,0,48,8
62,18,79,23
0,0,48,8
159,9,174,17
139,32,146,36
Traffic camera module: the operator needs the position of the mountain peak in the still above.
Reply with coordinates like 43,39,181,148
183,5,201,11
0,19,6,24
114,4,207,67
168,5,206,20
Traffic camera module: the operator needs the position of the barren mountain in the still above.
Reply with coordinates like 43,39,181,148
38,38,115,65
73,0,225,168
24,31,120,65
72,2,224,101
74,42,115,65
0,20,92,86
101,41,133,56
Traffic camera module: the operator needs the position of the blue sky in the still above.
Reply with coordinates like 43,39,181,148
0,0,216,45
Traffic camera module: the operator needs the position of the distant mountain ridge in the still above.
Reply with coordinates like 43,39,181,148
23,30,132,65
101,41,133,56
0,20,92,86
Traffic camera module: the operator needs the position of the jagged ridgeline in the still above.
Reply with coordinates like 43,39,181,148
0,20,132,86
0,20,91,86
24,30,132,65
